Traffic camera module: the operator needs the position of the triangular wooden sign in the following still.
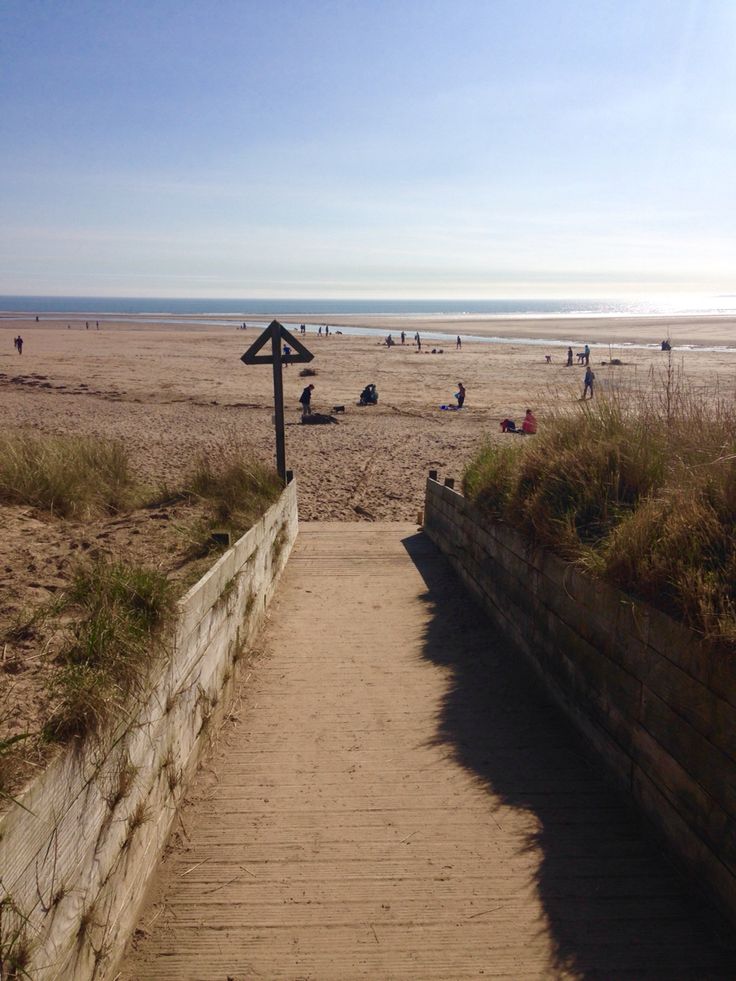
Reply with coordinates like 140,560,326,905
241,320,314,365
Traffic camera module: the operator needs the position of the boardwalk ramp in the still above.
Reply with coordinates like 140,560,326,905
122,523,735,979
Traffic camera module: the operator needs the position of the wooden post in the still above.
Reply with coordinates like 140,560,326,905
241,320,313,486
271,326,286,482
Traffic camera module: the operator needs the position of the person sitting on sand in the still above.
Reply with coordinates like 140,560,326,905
299,383,314,417
521,409,537,434
359,383,378,405
500,418,518,433
455,382,466,408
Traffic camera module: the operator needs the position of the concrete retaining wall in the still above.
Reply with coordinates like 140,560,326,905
424,476,736,925
0,481,298,979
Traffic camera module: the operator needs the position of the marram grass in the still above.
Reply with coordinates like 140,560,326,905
463,377,736,647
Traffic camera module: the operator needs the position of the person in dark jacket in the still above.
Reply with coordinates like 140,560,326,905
299,383,314,417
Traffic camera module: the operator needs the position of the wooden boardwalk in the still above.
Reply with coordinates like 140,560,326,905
122,523,735,979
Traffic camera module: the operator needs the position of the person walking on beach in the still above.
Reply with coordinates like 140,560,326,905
583,365,595,399
584,343,590,365
15,336,23,354
401,330,405,345
456,335,462,350
283,344,292,367
455,382,466,408
299,383,314,417
415,332,421,351
566,346,573,366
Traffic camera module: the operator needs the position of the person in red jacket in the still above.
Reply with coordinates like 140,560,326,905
521,409,537,434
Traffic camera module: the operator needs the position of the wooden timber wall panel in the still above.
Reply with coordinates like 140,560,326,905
0,481,298,980
424,477,736,925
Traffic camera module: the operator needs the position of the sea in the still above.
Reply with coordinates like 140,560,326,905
1,295,735,351
2,295,736,317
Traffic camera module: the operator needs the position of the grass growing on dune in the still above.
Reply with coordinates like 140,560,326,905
0,433,138,516
181,447,283,555
463,371,736,646
0,432,282,794
45,559,175,741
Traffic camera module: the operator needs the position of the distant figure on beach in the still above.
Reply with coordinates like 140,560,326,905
299,383,314,417
300,324,306,335
35,315,39,322
283,344,291,367
661,338,671,351
566,346,573,366
583,366,595,399
359,383,378,405
500,418,517,433
522,409,538,434
16,336,23,354
325,324,330,337
400,330,405,344
455,382,466,408
385,334,394,347
545,354,551,363
318,325,322,337
584,343,590,365
415,332,421,351
456,335,462,350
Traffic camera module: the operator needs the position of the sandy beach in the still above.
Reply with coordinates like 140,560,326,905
0,312,735,806
1,313,735,523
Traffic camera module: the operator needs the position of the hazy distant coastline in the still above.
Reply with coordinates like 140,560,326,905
3,295,736,319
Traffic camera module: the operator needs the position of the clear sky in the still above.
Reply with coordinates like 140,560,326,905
1,0,735,298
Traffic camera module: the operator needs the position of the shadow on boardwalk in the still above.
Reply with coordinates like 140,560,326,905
402,532,736,979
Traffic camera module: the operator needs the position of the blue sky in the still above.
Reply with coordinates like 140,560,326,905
1,0,735,298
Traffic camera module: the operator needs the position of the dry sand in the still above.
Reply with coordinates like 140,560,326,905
1,314,734,525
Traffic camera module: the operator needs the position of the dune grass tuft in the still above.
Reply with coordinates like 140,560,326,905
0,433,138,517
45,559,174,741
463,373,736,646
182,448,282,554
